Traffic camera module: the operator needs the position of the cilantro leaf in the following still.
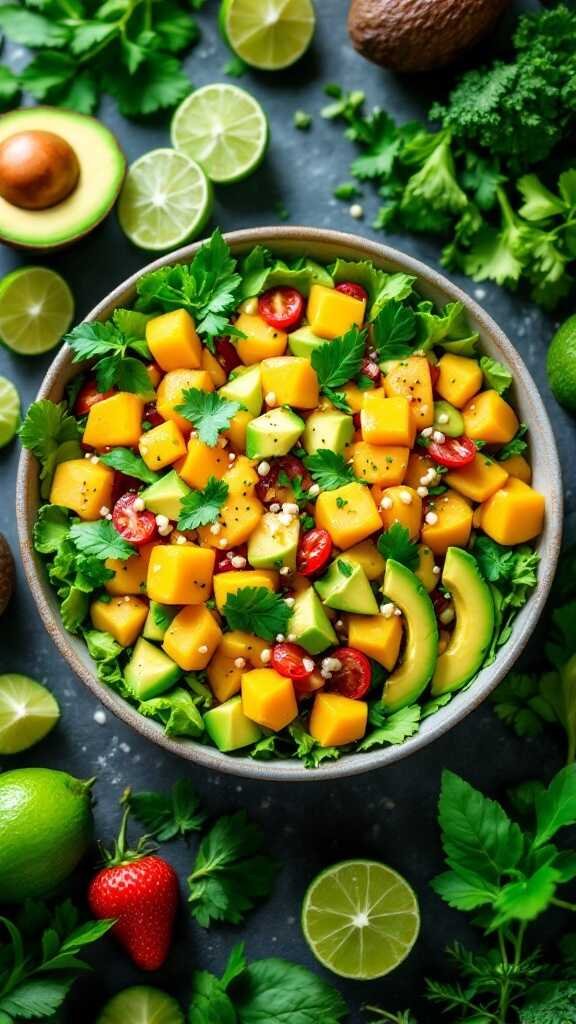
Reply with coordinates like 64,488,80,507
311,327,365,390
189,968,236,1024
222,588,291,642
175,389,240,446
65,321,152,396
19,399,82,498
491,672,558,739
480,356,513,395
497,424,528,461
358,705,421,751
377,524,419,571
288,720,341,769
99,448,158,484
372,301,417,361
534,764,576,848
69,521,135,562
177,477,229,531
303,450,357,491
128,780,207,842
233,957,348,1024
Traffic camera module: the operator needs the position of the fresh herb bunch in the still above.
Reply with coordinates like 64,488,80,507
126,780,207,841
65,309,153,396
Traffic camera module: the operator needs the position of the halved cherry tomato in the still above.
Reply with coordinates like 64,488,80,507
74,380,114,416
428,435,476,469
429,363,440,389
335,282,368,303
325,647,372,700
143,401,164,428
214,544,247,574
259,287,304,331
112,493,157,546
294,668,325,696
297,528,333,577
255,454,312,503
272,642,313,681
215,337,241,375
111,472,142,506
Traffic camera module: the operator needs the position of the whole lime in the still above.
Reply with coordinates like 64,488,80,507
0,768,93,903
547,314,576,413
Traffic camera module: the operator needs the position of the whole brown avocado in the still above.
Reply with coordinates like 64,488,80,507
348,0,511,72
0,533,14,616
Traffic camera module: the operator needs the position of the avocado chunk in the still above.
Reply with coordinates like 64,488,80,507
247,512,300,570
315,558,379,616
288,586,337,655
219,364,263,417
303,410,354,456
143,601,177,642
433,400,464,438
204,696,262,752
246,407,305,460
431,547,494,695
125,637,181,700
141,469,191,522
288,325,329,360
381,559,438,712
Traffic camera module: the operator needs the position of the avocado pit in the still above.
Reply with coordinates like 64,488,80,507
0,130,80,211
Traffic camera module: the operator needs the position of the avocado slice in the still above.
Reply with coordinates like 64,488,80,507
431,547,494,695
288,586,337,655
219,364,263,417
125,638,181,700
288,325,329,360
315,558,379,615
433,400,464,438
246,407,305,460
0,107,125,251
381,559,438,712
303,410,354,455
141,469,191,522
143,601,178,642
247,512,300,570
204,696,262,752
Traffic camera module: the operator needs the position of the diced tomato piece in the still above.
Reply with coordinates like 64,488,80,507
143,402,164,427
258,287,304,331
294,668,325,696
215,337,242,375
74,380,114,416
360,356,381,385
335,282,368,303
112,492,157,546
214,544,248,574
297,528,333,577
272,642,314,681
428,435,476,468
325,647,372,700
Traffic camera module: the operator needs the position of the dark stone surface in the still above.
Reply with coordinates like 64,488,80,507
0,0,574,1019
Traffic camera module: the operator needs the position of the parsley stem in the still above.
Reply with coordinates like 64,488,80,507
551,897,576,912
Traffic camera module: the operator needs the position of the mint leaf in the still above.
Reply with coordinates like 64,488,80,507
303,450,357,491
311,327,365,390
69,521,135,562
175,389,240,446
0,978,72,1018
377,524,419,571
534,764,576,847
177,477,229,531
223,588,291,642
99,448,158,484
233,957,347,1024
128,780,207,841
480,356,513,395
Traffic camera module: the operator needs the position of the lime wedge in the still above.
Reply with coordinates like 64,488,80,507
97,987,184,1024
171,84,268,185
0,377,20,448
220,0,315,70
302,859,420,980
0,674,60,755
0,267,74,355
118,149,213,252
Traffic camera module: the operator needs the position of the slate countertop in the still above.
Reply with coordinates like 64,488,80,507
0,0,574,1019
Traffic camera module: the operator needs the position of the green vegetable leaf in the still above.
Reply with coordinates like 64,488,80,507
358,705,421,751
69,520,135,562
19,400,82,497
33,505,71,555
84,629,123,664
0,6,69,47
497,424,528,461
177,477,229,531
101,54,191,117
534,764,576,847
139,688,203,738
520,981,576,1024
431,869,498,912
492,864,560,927
491,672,558,739
288,720,341,769
175,389,241,446
222,588,291,642
189,969,236,1024
372,301,416,361
0,66,20,109
0,978,72,1018
311,326,365,392
329,257,415,318
233,957,348,1024
377,525,419,571
480,356,513,395
65,321,152,395
128,780,207,841
99,448,158,484
303,450,357,491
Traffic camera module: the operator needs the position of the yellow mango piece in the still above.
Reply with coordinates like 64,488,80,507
177,437,228,489
415,544,437,592
307,284,365,339
344,539,385,581
315,482,382,549
352,442,409,486
341,383,364,413
421,489,473,556
163,605,222,671
224,409,253,452
219,630,269,665
147,543,215,604
223,455,258,497
260,356,319,409
105,542,155,596
361,391,416,447
383,356,434,427
213,569,278,612
147,363,162,389
90,596,148,647
241,668,298,731
463,390,519,444
50,459,114,521
436,354,483,408
404,451,436,489
138,419,186,471
206,650,243,703
347,613,402,670
83,392,144,449
145,309,202,372
499,454,531,484
235,313,287,365
477,478,545,545
197,493,264,550
445,453,508,503
202,348,227,388
156,369,214,433
374,485,422,539
309,692,368,747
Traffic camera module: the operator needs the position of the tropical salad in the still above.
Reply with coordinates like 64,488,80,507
21,231,544,767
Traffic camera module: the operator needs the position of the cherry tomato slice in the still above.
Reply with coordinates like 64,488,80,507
143,401,164,428
428,435,476,469
325,647,372,700
215,337,242,375
112,493,157,546
272,642,314,681
258,287,304,331
429,363,440,389
335,282,368,303
214,544,247,574
294,668,325,696
111,472,142,506
74,380,114,416
255,454,312,503
297,528,333,577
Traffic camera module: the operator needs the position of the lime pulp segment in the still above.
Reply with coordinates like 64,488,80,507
302,859,420,979
0,267,74,355
221,0,316,70
117,149,213,252
171,84,268,184
96,986,184,1024
0,674,60,755
0,376,20,448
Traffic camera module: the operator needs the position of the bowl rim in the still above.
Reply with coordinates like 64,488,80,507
16,226,564,781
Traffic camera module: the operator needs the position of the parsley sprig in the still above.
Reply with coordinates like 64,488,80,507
372,301,417,361
127,780,207,842
175,389,241,446
69,520,135,562
222,587,291,641
177,478,229,531
311,326,365,410
19,400,82,498
99,447,158,484
303,450,358,491
65,315,152,396
377,524,419,571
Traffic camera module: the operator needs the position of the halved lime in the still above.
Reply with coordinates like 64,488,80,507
117,149,213,252
0,377,20,448
302,859,420,980
0,674,60,755
171,84,268,185
0,267,74,355
220,0,315,71
97,987,184,1024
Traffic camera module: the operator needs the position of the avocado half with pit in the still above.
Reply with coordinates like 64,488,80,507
0,107,125,251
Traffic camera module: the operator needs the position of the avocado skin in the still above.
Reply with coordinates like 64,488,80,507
348,0,511,73
0,532,14,617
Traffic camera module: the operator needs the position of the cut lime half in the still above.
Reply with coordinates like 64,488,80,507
220,0,315,70
0,267,74,355
302,859,420,980
118,149,213,252
171,84,268,185
97,986,184,1024
0,674,60,755
0,377,20,447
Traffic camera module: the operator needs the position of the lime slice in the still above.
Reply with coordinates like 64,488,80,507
220,0,315,71
302,859,420,980
0,674,60,755
547,313,576,413
0,267,74,355
97,987,184,1024
171,85,268,185
0,377,20,448
118,149,213,252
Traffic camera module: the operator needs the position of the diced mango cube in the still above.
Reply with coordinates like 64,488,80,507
83,392,144,448
50,459,114,521
309,692,368,746
341,383,364,413
213,569,278,612
219,630,269,665
90,596,148,647
236,313,288,364
147,363,162,389
499,454,531,484
352,442,409,486
445,454,508,503
403,451,436,489
307,284,365,339
383,356,434,427
343,539,385,581
197,494,264,550
177,437,228,489
261,357,319,409
206,650,243,703
420,489,473,555
361,391,416,447
223,455,259,497
202,348,227,388
436,354,483,408
347,614,402,670
105,542,155,596
163,605,221,670
477,478,545,545
224,409,253,451
374,485,422,539
241,668,298,731
315,482,382,549
147,543,215,604
156,369,214,433
138,420,186,471
145,309,202,372
463,390,519,445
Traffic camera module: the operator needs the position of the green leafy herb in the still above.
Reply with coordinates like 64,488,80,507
19,400,82,498
177,477,229,531
175,389,241,446
139,688,204,738
69,520,135,562
372,300,416,361
337,559,353,577
224,55,248,77
33,505,71,555
377,524,419,571
293,110,312,130
303,450,357,491
288,720,341,769
497,424,529,461
480,356,513,395
359,706,421,751
334,182,361,201
99,447,158,484
65,320,152,395
222,587,291,642
127,780,207,841
311,326,365,407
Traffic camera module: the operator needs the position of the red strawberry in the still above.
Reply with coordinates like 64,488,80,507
88,802,179,971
